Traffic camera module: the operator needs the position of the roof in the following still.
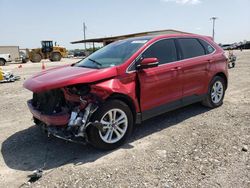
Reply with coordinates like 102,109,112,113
71,29,191,44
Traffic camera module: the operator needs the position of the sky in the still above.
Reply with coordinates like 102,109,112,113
0,0,250,49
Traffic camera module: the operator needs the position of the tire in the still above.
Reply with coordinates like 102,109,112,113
22,58,28,63
31,54,42,63
202,76,226,108
50,52,62,62
0,59,6,66
87,100,134,150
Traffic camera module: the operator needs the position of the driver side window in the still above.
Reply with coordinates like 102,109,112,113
143,39,177,65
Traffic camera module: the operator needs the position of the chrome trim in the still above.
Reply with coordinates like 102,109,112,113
126,37,217,73
137,62,159,69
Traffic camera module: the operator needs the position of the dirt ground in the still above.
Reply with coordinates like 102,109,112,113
0,51,249,188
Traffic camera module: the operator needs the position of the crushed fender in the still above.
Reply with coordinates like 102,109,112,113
28,84,107,145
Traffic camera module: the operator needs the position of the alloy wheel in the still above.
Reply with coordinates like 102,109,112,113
99,108,128,144
211,80,224,104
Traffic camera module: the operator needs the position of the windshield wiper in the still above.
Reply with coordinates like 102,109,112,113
88,58,102,67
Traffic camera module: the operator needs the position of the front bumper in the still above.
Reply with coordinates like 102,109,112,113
6,57,12,62
27,100,70,126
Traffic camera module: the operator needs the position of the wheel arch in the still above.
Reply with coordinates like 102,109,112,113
0,58,6,62
213,72,228,90
106,93,137,123
31,52,42,58
51,51,62,56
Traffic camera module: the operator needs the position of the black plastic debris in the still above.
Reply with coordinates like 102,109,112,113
27,168,43,183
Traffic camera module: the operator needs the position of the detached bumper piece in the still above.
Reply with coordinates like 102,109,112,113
47,126,87,145
0,70,20,83
27,100,70,126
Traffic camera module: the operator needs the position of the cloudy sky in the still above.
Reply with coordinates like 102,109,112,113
0,0,249,49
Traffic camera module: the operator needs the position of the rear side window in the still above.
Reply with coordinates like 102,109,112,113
143,39,177,65
178,38,206,59
198,39,215,54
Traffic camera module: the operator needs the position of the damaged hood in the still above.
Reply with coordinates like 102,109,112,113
23,65,118,92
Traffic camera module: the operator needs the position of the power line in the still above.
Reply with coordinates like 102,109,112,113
83,22,87,50
210,17,218,41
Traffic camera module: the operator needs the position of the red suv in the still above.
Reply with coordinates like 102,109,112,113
24,34,228,150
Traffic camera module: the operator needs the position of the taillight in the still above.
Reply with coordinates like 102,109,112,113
8,55,11,58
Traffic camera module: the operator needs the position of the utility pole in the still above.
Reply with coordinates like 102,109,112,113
210,17,218,41
83,22,87,50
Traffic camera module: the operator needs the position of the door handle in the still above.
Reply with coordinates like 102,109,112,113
170,67,182,71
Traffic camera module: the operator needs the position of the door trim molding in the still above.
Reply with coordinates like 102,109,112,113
140,94,206,121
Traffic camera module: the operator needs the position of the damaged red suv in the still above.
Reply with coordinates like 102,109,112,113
24,34,228,150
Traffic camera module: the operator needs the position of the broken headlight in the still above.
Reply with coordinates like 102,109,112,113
67,84,90,96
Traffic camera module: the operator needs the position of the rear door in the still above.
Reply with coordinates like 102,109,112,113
137,39,183,119
177,38,213,99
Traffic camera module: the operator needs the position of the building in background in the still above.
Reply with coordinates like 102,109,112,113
0,46,20,60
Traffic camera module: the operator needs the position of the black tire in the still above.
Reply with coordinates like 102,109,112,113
0,59,6,66
202,76,226,108
87,100,134,150
22,58,28,63
31,54,42,63
50,52,62,62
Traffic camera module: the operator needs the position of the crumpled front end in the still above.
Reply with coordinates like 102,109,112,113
27,85,103,143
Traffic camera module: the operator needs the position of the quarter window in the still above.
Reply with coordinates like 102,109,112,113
198,39,215,54
142,39,177,65
178,38,206,59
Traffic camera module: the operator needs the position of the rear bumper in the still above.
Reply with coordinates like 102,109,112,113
27,100,69,126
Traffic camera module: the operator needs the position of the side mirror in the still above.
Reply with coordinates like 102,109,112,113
137,58,159,69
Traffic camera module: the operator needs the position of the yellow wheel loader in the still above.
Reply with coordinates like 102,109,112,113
28,41,67,63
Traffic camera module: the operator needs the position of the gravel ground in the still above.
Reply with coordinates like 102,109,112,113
0,51,249,188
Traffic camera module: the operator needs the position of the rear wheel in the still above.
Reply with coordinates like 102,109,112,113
50,52,62,62
0,59,6,66
88,100,134,150
202,76,226,108
31,54,42,63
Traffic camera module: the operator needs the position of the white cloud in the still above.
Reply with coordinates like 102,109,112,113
162,0,201,5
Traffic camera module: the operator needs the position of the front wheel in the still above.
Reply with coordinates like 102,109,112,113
87,100,134,150
50,52,62,62
31,54,42,63
0,59,6,66
202,76,226,108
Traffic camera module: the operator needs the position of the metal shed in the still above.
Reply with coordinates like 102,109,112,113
71,29,191,46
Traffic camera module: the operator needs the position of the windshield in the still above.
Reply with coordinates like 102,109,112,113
74,38,150,69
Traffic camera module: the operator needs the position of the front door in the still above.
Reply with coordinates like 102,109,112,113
137,39,183,120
